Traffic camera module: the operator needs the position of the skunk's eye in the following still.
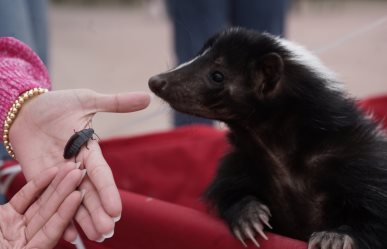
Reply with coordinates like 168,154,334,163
211,71,224,83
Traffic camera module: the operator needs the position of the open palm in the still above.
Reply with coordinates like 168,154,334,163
8,89,150,242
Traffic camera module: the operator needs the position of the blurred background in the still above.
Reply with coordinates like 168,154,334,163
3,0,387,139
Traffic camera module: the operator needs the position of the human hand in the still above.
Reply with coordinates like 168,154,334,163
0,163,85,249
8,89,150,242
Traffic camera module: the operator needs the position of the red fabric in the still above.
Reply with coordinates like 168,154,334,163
6,95,386,249
81,191,305,249
98,126,305,249
359,95,387,130
100,125,229,212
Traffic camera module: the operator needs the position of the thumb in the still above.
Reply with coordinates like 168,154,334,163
94,91,150,113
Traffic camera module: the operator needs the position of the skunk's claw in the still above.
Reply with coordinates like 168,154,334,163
252,221,268,240
232,220,263,248
229,198,272,247
308,231,355,249
258,204,271,217
245,226,260,247
258,213,272,229
233,228,247,247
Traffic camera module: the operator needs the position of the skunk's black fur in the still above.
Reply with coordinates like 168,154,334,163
149,27,387,249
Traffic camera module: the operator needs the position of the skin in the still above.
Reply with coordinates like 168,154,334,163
8,89,150,242
0,164,84,249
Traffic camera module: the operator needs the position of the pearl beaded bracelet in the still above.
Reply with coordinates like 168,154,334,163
3,88,49,159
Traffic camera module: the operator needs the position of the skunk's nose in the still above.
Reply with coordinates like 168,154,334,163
148,75,167,93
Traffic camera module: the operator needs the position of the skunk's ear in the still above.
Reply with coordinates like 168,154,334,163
253,52,284,98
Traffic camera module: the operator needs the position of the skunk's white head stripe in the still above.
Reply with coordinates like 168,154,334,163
169,47,212,72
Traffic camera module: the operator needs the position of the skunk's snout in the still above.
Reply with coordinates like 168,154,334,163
148,75,167,93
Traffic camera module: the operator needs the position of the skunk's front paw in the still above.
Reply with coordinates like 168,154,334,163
226,197,272,247
308,231,355,249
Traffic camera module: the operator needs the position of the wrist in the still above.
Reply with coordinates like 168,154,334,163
3,88,48,159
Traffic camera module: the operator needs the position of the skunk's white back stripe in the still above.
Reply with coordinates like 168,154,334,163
275,37,344,92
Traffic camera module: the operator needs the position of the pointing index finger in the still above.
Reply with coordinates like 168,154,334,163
82,140,122,218
9,167,58,214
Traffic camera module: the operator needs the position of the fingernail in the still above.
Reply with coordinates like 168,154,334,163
77,170,87,186
75,162,82,169
95,236,105,243
80,189,86,200
113,214,121,222
80,169,87,180
70,234,81,245
103,230,114,239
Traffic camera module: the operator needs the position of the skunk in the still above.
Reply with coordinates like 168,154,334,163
148,27,387,249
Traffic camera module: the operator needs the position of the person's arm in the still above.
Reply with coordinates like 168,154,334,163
0,37,51,136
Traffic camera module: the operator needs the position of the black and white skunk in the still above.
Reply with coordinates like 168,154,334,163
148,27,387,249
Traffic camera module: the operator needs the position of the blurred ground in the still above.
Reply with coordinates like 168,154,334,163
49,1,387,138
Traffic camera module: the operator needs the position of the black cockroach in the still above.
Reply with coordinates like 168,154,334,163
63,128,97,160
